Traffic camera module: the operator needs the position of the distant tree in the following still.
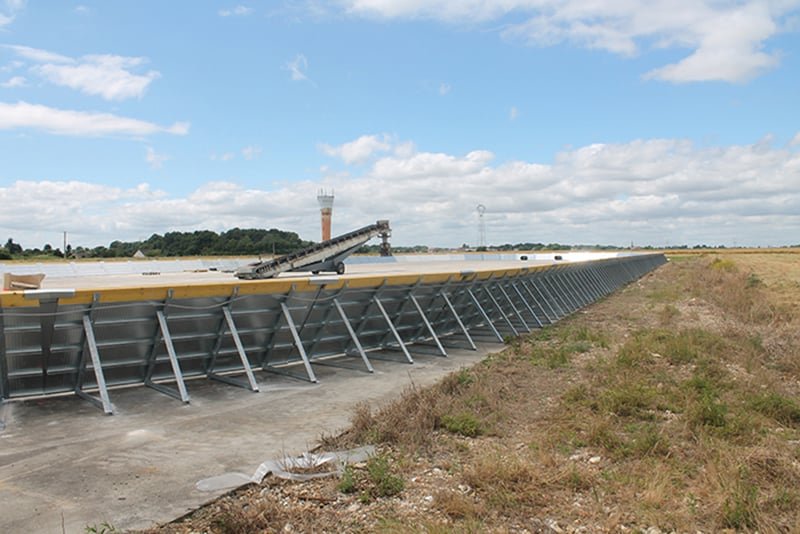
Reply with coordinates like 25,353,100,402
5,238,22,254
75,227,314,259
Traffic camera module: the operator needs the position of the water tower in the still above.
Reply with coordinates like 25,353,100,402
317,189,334,241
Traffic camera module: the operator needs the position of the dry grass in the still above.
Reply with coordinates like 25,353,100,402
142,253,800,533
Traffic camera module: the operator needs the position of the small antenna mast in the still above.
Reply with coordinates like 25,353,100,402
476,204,486,248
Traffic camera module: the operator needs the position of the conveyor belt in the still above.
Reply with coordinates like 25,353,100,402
234,220,391,279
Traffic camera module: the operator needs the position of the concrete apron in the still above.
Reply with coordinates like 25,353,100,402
0,342,499,532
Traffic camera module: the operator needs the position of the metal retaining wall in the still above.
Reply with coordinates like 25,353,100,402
0,253,666,414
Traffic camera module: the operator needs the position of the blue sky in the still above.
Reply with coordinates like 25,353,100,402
1,1,799,249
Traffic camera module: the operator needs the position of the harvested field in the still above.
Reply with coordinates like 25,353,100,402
134,253,800,533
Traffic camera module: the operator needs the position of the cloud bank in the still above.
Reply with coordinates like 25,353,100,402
3,134,799,249
337,0,800,83
5,45,160,101
0,101,189,137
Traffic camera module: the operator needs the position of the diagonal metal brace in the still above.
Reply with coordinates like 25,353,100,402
334,298,374,373
409,294,447,357
145,310,190,403
280,303,319,383
441,292,477,350
467,288,504,342
75,314,114,414
206,306,260,392
373,296,414,363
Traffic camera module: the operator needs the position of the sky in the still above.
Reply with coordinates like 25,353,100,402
1,0,799,250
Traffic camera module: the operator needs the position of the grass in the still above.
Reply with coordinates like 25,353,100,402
85,523,119,534
336,452,405,501
748,392,800,427
440,412,483,437
365,454,404,498
147,253,800,533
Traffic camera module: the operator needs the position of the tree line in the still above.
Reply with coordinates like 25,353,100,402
2,233,794,261
0,228,313,260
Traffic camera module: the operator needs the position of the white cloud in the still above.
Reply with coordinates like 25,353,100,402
0,0,25,27
74,5,90,14
320,134,392,164
439,82,451,95
219,5,254,16
5,45,161,100
4,45,72,64
145,146,169,169
1,60,24,72
509,106,518,120
285,53,310,82
242,145,262,160
0,75,25,88
211,151,236,161
0,101,189,137
644,2,781,83
790,132,800,146
36,57,160,101
339,0,800,83
4,135,800,248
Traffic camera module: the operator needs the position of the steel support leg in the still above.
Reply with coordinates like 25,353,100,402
524,279,556,323
75,314,114,414
574,268,599,303
564,270,589,307
545,275,572,315
467,289,504,342
554,271,580,311
0,309,8,402
373,297,414,363
441,292,477,350
534,277,565,318
334,298,374,372
498,284,530,333
410,294,447,356
280,303,318,383
484,286,519,336
206,306,260,392
145,310,190,403
512,283,543,328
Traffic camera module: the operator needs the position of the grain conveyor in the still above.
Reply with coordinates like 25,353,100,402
234,220,391,280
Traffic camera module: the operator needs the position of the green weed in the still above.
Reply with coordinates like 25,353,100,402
338,464,357,494
599,382,657,419
746,273,764,288
710,258,737,272
721,470,758,529
85,524,119,534
748,392,800,427
688,394,728,430
366,454,404,498
441,412,483,437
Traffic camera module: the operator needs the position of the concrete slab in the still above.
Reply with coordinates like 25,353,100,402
0,342,501,532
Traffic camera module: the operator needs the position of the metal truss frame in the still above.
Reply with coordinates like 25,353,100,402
0,253,667,414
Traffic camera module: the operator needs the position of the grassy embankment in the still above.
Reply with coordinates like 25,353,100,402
143,253,800,533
